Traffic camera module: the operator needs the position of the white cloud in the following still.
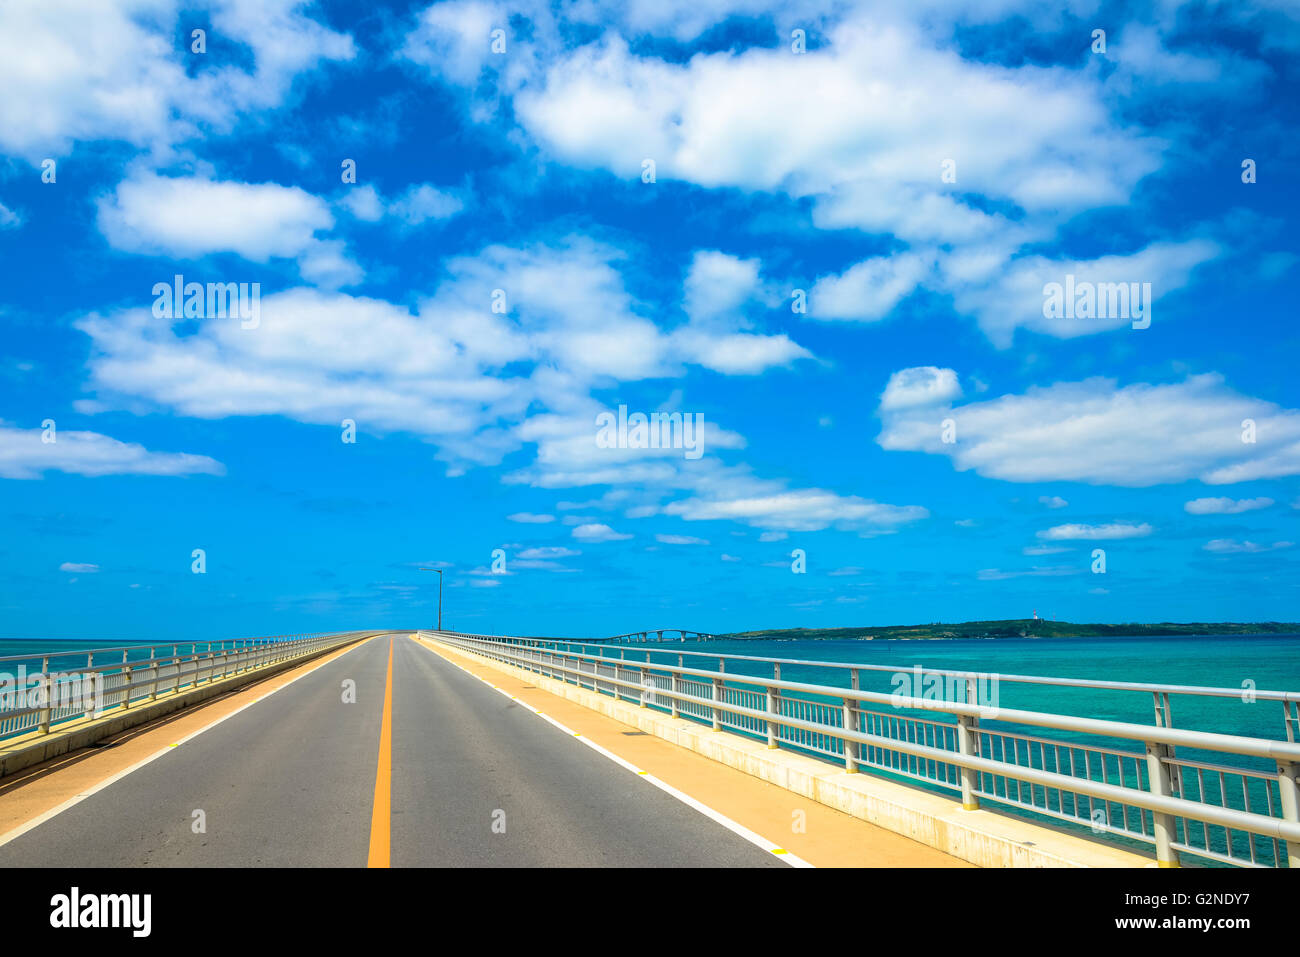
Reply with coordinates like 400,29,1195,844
513,23,1156,215
338,184,385,221
683,250,762,325
665,488,928,533
507,512,555,523
399,3,1245,349
1037,522,1153,541
511,402,927,536
0,424,223,480
655,534,709,545
1107,24,1272,95
392,184,465,223
98,173,359,284
1023,544,1070,555
400,0,508,86
339,182,466,225
880,366,962,411
516,546,579,559
572,523,632,542
878,372,1300,487
977,565,1084,581
100,173,333,259
672,250,810,373
0,0,354,161
0,202,21,229
1039,496,1069,509
1203,539,1293,554
75,238,810,478
947,239,1219,347
76,288,524,460
59,562,99,573
810,253,932,322
1184,497,1274,515
672,329,809,375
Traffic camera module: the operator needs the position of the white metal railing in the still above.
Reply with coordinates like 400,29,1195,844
0,631,372,743
423,629,1300,869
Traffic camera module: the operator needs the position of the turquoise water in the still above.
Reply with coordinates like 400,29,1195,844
594,634,1300,742
0,638,272,675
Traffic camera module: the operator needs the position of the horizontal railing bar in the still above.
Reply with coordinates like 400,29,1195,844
1,632,375,736
433,633,1300,846
434,633,1300,763
0,633,368,675
0,632,342,667
512,633,1300,703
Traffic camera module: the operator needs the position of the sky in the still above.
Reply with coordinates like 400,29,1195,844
1,0,1298,642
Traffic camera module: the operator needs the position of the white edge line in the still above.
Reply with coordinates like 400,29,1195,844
413,637,814,869
0,634,381,849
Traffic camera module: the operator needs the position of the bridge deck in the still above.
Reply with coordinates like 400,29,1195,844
0,635,961,867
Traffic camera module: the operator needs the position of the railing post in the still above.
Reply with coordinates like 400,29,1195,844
1145,741,1181,867
1277,761,1300,868
711,677,723,731
149,648,159,701
37,656,51,733
843,695,858,772
619,649,626,703
84,651,96,719
956,676,981,810
121,649,130,709
1152,691,1173,729
845,668,861,772
766,685,779,749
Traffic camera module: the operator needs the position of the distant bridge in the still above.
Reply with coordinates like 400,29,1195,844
589,628,716,643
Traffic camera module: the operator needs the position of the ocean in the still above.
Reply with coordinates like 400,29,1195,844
596,633,1300,742
0,637,268,675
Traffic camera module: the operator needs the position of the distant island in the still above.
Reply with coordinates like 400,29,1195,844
717,619,1300,641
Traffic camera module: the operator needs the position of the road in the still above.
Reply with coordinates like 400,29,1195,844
0,635,782,867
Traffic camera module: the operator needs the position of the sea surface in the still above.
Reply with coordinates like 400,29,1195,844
0,637,268,675
594,633,1300,742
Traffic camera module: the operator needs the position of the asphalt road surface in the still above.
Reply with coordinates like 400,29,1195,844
0,635,782,867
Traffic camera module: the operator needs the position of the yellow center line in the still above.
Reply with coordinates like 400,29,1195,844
367,637,393,868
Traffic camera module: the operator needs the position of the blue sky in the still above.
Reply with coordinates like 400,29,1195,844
1,0,1298,641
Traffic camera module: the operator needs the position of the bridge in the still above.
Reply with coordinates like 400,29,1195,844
589,628,717,643
1,629,1297,869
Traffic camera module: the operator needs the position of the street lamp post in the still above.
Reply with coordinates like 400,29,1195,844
418,567,443,631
